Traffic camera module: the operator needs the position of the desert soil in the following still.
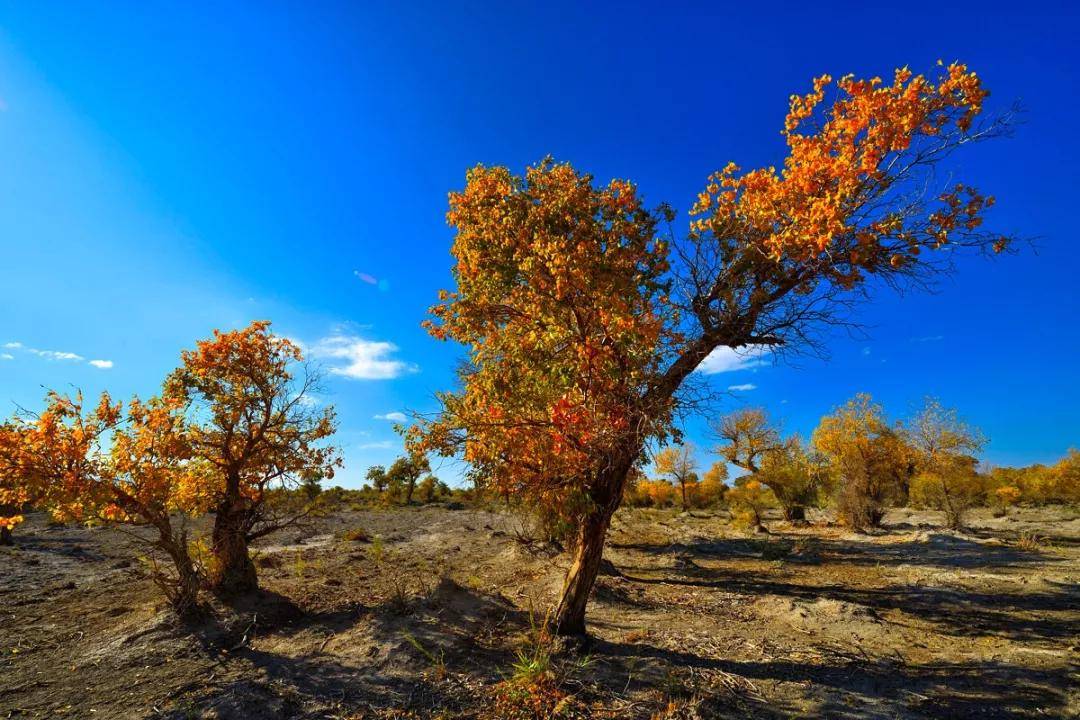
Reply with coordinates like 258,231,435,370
1,505,1077,719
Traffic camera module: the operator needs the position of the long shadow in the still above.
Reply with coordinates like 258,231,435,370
595,637,1071,719
613,532,1059,570
619,563,1079,642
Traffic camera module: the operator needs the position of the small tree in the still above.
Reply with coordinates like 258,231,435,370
366,465,389,495
654,444,698,511
385,455,431,505
698,462,729,507
0,421,34,546
993,485,1022,515
813,394,913,529
164,321,340,594
726,478,773,531
300,471,324,501
0,392,205,611
907,398,986,529
714,409,825,521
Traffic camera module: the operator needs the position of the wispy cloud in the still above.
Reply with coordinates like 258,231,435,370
353,270,390,292
0,353,12,361
309,334,417,380
357,440,395,450
695,345,769,374
374,412,408,422
728,383,757,392
911,335,944,343
862,347,872,356
4,341,112,368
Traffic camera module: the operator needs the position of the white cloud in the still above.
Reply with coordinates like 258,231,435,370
29,348,83,361
695,345,769,374
0,353,12,361
310,334,417,380
374,412,408,422
728,383,757,392
358,440,395,450
911,335,944,343
4,340,110,367
862,347,872,356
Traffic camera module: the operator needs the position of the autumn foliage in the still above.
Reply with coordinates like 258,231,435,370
414,62,1014,634
0,321,339,609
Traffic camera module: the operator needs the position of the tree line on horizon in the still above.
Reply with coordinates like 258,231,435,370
623,397,1079,532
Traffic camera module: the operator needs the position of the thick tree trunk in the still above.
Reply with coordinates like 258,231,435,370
210,501,257,594
0,525,11,546
783,505,806,522
552,506,612,636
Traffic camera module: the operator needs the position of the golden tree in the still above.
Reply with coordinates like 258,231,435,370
0,392,205,610
0,321,339,604
654,444,699,510
713,408,826,521
165,321,340,593
812,393,915,528
907,397,986,528
413,63,1016,635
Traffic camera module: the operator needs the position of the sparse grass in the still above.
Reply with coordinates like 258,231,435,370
403,632,447,680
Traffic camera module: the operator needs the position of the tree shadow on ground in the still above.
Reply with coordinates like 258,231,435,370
594,637,1071,719
618,559,1078,643
612,531,1058,570
169,580,532,719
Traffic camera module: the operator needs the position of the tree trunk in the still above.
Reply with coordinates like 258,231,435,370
0,504,15,546
210,501,257,594
158,530,202,614
783,505,806,522
552,506,612,636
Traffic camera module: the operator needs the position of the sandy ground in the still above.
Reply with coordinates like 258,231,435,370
0,505,1077,719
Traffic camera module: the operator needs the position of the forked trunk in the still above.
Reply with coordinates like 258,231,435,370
210,501,257,594
552,506,612,636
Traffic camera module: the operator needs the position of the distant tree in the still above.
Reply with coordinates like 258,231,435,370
726,478,774,531
698,462,729,507
906,398,986,529
714,408,783,474
385,455,431,505
993,484,1022,515
417,474,445,503
366,465,388,494
411,64,1017,635
654,444,699,510
813,394,913,529
300,471,324,501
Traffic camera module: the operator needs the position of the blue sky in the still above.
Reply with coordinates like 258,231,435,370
1,1,1077,486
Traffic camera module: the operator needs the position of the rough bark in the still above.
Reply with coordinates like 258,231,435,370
210,499,257,595
552,507,612,636
783,505,806,522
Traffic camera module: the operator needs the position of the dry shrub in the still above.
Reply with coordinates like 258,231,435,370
341,527,371,542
